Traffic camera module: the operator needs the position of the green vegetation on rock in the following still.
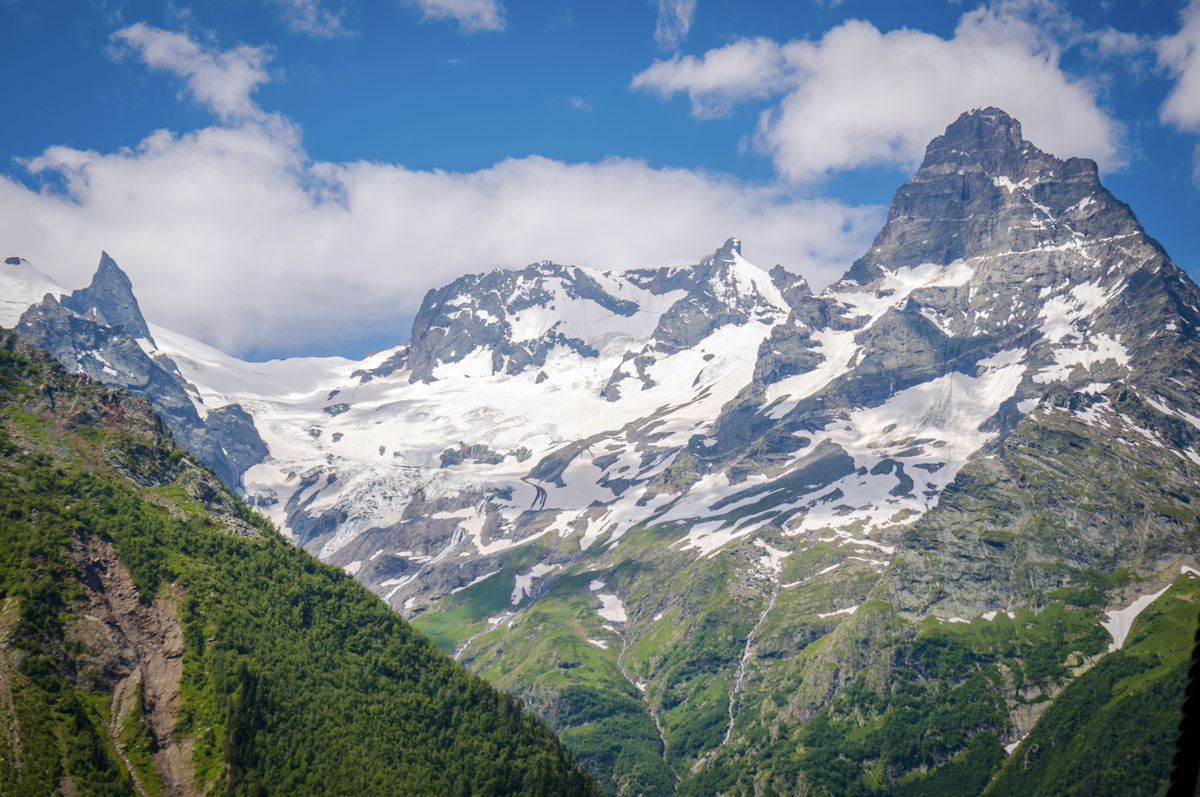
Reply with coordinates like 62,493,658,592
0,331,596,796
987,577,1199,797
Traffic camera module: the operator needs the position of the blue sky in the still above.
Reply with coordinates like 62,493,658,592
2,0,1199,358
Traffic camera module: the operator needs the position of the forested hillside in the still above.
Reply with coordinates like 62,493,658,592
0,329,596,796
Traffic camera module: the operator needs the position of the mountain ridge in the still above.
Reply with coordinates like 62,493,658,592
0,327,598,795
4,106,1197,794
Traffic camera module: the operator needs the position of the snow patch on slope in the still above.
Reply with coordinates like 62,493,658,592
595,592,628,623
0,258,64,327
1101,584,1172,651
511,563,559,604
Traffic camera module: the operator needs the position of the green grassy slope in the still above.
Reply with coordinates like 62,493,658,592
416,394,1198,795
0,330,597,796
987,576,1198,797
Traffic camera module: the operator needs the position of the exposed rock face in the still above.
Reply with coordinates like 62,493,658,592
5,108,1197,795
12,254,267,489
68,529,193,796
737,108,1157,419
244,108,1190,793
369,237,799,384
649,238,792,354
61,251,155,342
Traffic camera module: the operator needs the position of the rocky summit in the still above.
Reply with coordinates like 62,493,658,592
11,253,267,489
4,107,1197,794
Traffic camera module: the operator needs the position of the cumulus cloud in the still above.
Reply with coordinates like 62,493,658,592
632,2,1122,182
1159,0,1200,133
1,118,879,357
1092,28,1151,59
631,37,790,117
0,23,887,358
407,0,505,33
112,23,273,122
654,0,697,50
277,0,348,37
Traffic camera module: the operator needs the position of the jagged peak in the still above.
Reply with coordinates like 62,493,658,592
916,106,1067,181
699,237,743,268
841,107,1127,277
93,251,135,288
943,107,1023,148
62,252,153,342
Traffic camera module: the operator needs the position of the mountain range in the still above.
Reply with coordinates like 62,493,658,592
4,107,1197,794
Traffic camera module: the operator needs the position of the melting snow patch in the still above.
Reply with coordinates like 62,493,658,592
993,176,1034,192
589,579,605,591
676,518,759,558
1072,397,1112,428
511,563,559,604
595,593,627,623
381,574,418,602
586,638,609,649
1033,334,1129,384
754,539,789,573
1068,195,1096,213
816,605,859,619
1005,735,1028,755
846,538,895,555
1146,396,1200,430
1101,585,1172,651
1038,282,1123,344
764,328,860,419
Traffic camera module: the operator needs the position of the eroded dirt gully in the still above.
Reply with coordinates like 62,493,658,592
68,529,195,796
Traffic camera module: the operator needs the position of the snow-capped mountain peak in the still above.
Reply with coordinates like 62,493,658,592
6,107,1199,793
360,239,799,385
0,256,64,328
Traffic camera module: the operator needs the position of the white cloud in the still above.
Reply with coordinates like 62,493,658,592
407,0,505,33
1158,1,1200,185
654,0,697,50
0,120,879,356
277,0,348,37
112,23,273,122
632,2,1122,182
1159,0,1200,133
631,37,791,117
1093,27,1151,59
0,24,883,358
